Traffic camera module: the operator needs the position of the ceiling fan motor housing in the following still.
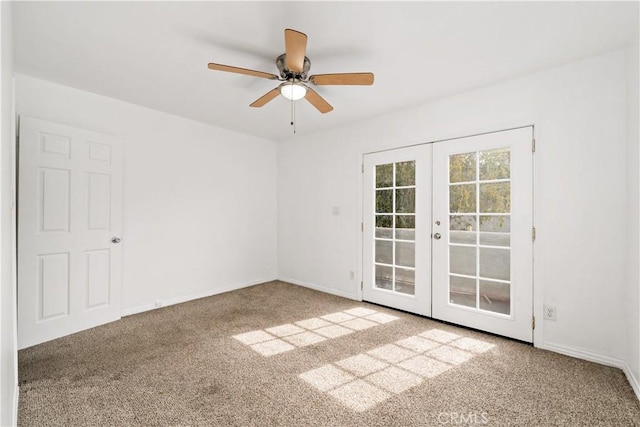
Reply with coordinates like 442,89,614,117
276,53,311,81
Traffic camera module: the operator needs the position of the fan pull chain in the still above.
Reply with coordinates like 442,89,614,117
290,92,296,134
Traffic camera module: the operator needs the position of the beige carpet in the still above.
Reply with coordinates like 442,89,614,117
18,281,640,426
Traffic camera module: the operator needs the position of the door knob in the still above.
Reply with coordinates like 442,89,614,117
433,233,442,240
111,236,122,244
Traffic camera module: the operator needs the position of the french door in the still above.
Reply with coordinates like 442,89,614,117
362,145,432,316
432,128,533,342
363,127,533,342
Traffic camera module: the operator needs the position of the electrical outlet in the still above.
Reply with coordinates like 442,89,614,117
349,271,355,280
155,300,163,308
544,305,557,321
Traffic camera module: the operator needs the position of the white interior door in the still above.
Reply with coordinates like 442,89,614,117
432,127,533,342
18,116,123,349
362,145,432,316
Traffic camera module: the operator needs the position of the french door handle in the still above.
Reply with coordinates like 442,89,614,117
111,236,122,244
433,233,442,240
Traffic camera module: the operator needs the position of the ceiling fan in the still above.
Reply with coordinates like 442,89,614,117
207,29,374,114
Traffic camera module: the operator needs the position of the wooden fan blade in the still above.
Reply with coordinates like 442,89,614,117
310,72,374,86
284,29,308,73
250,88,280,108
304,87,333,114
208,63,278,80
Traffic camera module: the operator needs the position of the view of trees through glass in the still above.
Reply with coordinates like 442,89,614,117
449,148,510,218
375,149,510,220
372,149,512,311
375,161,416,295
448,148,511,315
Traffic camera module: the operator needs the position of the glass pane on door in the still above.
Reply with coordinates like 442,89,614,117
448,147,512,315
374,161,416,296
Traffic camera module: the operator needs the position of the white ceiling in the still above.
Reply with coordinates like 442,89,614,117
12,1,639,141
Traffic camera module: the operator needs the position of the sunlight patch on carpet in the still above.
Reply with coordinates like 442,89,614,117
294,318,332,330
249,339,295,357
282,331,326,347
313,325,354,339
328,380,392,412
232,330,275,345
299,365,355,392
366,366,423,394
397,355,452,378
367,344,416,364
336,354,389,376
299,329,495,412
265,324,305,337
232,308,399,357
419,329,461,343
321,312,356,323
395,336,440,353
427,345,474,365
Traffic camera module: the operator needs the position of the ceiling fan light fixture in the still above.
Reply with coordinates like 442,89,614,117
280,82,307,101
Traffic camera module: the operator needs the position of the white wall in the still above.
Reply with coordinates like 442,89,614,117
0,2,17,425
278,50,629,364
626,32,640,396
16,75,278,315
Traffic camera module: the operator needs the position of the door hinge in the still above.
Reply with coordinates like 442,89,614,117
361,164,364,173
360,281,363,291
532,227,536,241
361,222,363,232
532,138,536,153
532,316,536,330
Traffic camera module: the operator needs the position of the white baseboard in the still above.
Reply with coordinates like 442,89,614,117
543,342,625,368
544,342,639,401
12,381,18,427
121,277,277,317
622,362,640,401
278,277,359,301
